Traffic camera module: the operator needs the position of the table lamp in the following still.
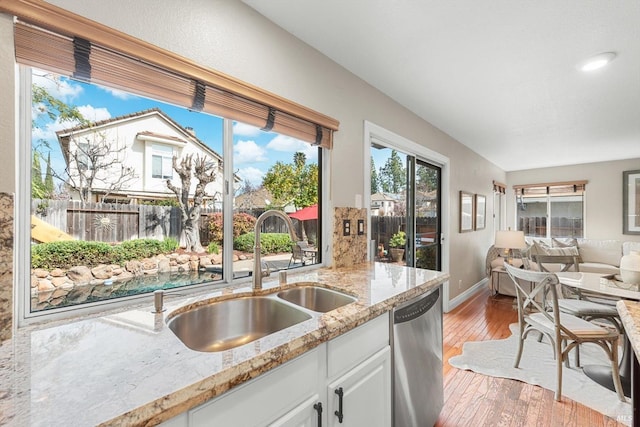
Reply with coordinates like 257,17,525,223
495,229,527,265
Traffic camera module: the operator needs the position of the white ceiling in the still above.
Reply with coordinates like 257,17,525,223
243,0,640,171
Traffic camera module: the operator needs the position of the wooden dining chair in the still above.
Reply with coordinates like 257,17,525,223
504,263,625,402
532,254,623,334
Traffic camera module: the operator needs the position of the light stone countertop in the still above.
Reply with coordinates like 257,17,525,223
617,300,640,360
0,262,448,427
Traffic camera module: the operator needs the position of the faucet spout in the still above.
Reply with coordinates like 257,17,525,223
253,210,299,290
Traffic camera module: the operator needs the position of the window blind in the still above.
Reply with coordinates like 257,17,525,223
513,180,587,196
7,1,338,148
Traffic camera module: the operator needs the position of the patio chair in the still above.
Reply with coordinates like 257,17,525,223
504,263,625,402
288,241,315,268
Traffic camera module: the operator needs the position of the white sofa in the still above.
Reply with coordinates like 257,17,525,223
488,238,640,296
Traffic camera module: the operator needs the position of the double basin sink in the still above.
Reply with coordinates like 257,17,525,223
167,284,356,352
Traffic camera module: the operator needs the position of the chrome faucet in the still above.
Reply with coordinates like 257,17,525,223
253,210,299,290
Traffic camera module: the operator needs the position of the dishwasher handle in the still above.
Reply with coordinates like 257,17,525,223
394,288,440,324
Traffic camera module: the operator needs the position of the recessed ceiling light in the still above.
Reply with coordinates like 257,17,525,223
578,52,617,72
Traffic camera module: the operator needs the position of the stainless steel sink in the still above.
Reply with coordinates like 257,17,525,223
167,296,312,352
277,286,356,313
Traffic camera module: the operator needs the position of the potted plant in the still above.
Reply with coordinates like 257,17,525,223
388,231,406,262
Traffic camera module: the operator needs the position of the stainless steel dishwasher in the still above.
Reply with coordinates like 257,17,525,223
392,285,443,427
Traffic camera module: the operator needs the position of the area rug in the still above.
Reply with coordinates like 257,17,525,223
449,324,631,424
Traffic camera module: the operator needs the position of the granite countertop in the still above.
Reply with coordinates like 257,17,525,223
617,300,640,358
0,262,448,427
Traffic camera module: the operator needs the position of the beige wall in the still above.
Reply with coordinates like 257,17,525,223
506,158,640,242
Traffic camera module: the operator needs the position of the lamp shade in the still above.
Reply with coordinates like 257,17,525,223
495,230,526,250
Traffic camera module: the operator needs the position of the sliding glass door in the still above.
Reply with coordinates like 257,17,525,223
370,144,441,271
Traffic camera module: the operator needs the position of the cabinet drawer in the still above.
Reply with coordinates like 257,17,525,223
327,312,389,378
189,346,321,427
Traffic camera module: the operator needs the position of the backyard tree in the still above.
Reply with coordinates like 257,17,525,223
379,150,406,194
62,130,137,205
370,156,379,194
31,75,86,198
166,153,217,253
263,152,318,209
32,75,137,204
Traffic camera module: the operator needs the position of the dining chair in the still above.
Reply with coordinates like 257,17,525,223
532,254,623,334
504,263,625,402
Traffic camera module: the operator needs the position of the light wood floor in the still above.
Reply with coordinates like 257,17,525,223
435,286,627,427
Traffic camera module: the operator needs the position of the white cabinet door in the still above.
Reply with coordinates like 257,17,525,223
326,346,391,427
269,395,322,427
189,347,320,427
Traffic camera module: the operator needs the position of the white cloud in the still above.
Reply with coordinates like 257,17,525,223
234,139,267,164
237,166,264,186
233,122,262,137
99,85,133,100
32,71,83,102
266,134,318,161
77,105,112,122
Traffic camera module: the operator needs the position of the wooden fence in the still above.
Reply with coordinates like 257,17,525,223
32,200,295,244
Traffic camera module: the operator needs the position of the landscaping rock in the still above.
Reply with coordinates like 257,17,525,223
142,259,158,270
176,254,191,265
50,268,66,277
37,278,55,292
125,260,143,276
199,256,212,266
66,266,93,284
114,271,135,282
51,276,72,288
158,258,171,273
33,268,49,279
91,265,113,280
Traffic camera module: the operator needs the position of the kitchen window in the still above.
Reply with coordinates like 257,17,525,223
12,6,336,320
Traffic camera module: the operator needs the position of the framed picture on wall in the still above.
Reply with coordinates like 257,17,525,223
475,194,486,230
459,191,474,233
623,170,640,235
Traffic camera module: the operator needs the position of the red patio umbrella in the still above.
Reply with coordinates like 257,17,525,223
289,204,318,221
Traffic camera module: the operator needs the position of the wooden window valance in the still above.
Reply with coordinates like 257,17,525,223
513,180,588,196
3,0,339,148
493,180,506,194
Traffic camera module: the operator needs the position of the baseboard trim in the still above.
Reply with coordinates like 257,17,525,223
446,277,488,312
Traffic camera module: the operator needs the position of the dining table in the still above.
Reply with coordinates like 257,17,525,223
556,271,640,398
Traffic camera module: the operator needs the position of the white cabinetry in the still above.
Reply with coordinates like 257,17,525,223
161,313,390,427
326,347,391,427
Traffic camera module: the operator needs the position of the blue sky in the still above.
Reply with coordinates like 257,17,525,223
31,69,318,190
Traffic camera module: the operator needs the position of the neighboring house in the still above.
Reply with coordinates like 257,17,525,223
234,187,297,213
370,192,397,216
56,108,238,205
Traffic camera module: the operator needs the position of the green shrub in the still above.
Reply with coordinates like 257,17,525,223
161,237,179,253
113,239,164,262
207,241,220,254
31,238,175,270
31,240,114,269
234,232,293,254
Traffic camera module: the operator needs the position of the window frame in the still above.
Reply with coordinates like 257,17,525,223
18,67,328,325
515,182,586,239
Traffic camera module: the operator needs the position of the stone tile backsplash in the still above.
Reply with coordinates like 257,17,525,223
332,207,368,268
0,193,13,343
